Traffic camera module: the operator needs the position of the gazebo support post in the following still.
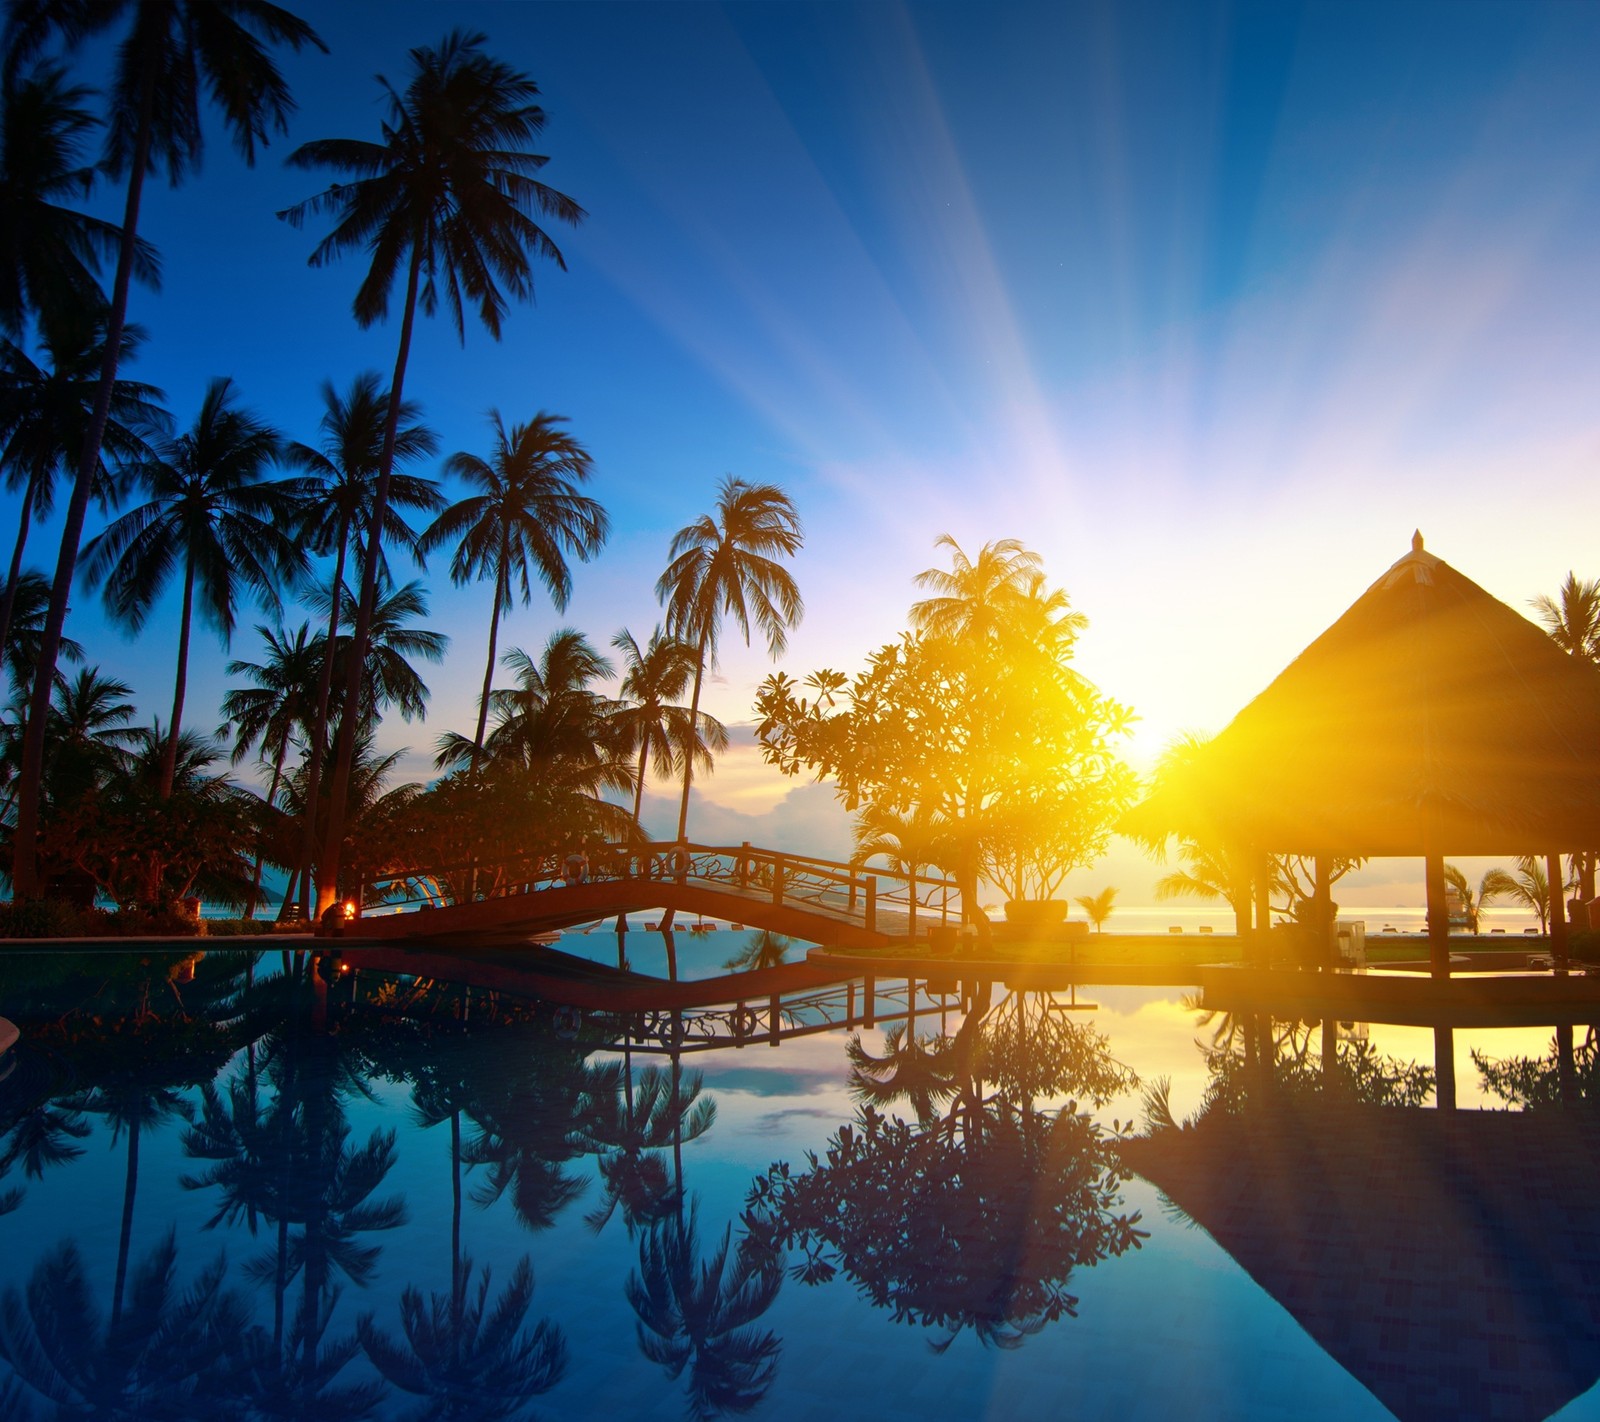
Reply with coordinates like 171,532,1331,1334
1254,853,1273,970
1313,855,1334,971
1548,852,1569,970
1424,850,1450,980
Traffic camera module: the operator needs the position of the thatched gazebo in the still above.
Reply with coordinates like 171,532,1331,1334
1135,533,1600,976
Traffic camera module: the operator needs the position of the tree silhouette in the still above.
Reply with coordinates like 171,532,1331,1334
423,409,608,769
657,477,803,844
0,311,164,662
80,376,304,797
4,0,324,897
279,28,582,915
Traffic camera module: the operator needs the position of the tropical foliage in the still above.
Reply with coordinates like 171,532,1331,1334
756,537,1134,935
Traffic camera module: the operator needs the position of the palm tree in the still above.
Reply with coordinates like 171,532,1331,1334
1532,573,1600,662
39,665,139,806
909,534,1045,640
1442,863,1517,935
852,801,951,943
611,626,727,832
1505,856,1552,933
279,28,583,916
0,314,165,665
657,477,803,844
423,410,608,770
446,630,620,776
1074,887,1117,932
308,577,449,730
279,371,440,918
80,376,304,797
3,0,324,899
0,569,83,700
220,623,322,917
0,59,158,342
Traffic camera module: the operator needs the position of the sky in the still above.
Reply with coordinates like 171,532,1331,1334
8,0,1600,907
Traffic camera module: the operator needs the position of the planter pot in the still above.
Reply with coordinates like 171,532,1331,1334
927,924,960,955
1004,899,1069,932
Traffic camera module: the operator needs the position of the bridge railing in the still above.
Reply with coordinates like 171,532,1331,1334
360,840,960,936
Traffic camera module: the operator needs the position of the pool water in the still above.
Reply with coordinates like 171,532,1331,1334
1,942,1597,1421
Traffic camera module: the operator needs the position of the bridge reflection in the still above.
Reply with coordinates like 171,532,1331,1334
330,942,992,1055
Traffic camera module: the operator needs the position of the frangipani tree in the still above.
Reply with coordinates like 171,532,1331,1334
756,538,1134,939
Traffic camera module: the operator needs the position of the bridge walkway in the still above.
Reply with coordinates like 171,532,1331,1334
341,841,958,950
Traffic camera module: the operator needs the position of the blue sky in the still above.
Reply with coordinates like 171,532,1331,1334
9,0,1600,901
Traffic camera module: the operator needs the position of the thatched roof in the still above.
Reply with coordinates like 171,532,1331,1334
1132,534,1600,856
1123,1103,1600,1422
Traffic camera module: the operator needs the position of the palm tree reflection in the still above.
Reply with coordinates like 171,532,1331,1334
628,1201,782,1421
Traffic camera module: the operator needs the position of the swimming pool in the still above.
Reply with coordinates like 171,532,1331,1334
1,941,1595,1421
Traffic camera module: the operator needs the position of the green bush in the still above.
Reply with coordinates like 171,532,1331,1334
0,899,90,938
1569,928,1600,963
101,904,202,937
200,917,274,937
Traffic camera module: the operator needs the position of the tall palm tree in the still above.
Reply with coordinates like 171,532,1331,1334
909,536,1035,637
1532,573,1600,663
1505,856,1552,933
279,28,583,916
446,630,619,776
0,314,165,664
0,59,159,342
3,0,324,899
0,569,83,701
1443,863,1518,935
80,376,304,797
279,371,440,918
424,409,608,769
307,577,449,730
657,477,803,844
220,623,322,917
611,626,727,831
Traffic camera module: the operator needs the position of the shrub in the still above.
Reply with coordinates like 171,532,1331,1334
0,899,90,938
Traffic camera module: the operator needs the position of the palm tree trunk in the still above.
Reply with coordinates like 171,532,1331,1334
244,747,287,919
470,554,508,771
632,742,650,826
672,630,710,846
290,515,349,920
111,1115,141,1327
317,245,424,918
11,60,155,899
0,474,38,661
159,551,197,799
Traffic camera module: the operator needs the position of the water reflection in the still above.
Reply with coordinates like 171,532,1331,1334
13,951,1600,1419
743,991,1146,1351
1125,1009,1600,1422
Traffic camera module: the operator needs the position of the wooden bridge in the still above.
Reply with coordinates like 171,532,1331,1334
340,841,959,950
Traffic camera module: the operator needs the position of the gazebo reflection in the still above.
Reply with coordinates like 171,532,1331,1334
1124,1040,1600,1422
